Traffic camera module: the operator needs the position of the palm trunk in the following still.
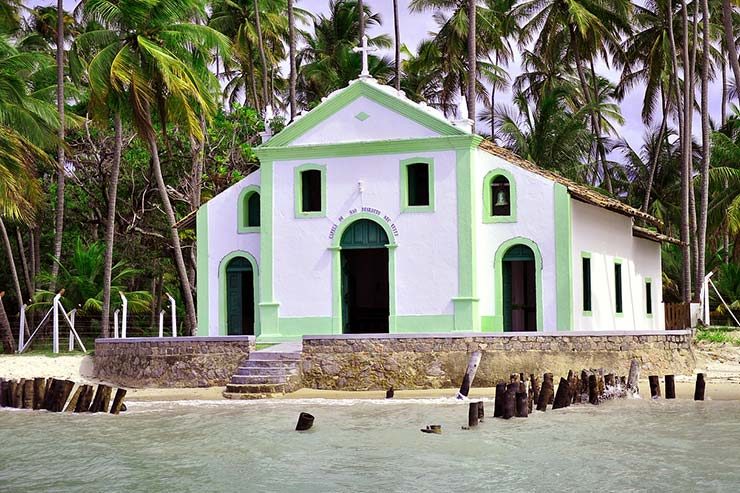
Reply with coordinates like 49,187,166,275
144,110,198,334
50,0,66,291
722,0,740,97
288,0,297,120
253,0,269,112
590,59,613,194
393,0,401,91
244,42,260,111
722,57,728,125
101,112,122,338
15,228,32,297
722,56,730,264
643,86,670,213
696,0,710,302
0,293,15,354
0,218,24,313
679,0,692,302
358,0,364,41
466,0,476,130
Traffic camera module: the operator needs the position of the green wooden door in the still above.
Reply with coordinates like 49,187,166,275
340,219,389,249
502,245,536,332
226,257,252,335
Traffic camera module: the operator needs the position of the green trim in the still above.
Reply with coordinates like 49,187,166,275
294,163,327,218
493,237,544,332
256,135,482,161
480,315,495,332
645,277,653,318
330,213,398,333
264,79,466,147
400,157,435,213
258,159,279,337
354,112,370,121
237,185,261,233
554,184,573,331
394,315,455,332
218,250,260,337
278,316,333,336
580,251,592,316
454,146,479,331
482,168,517,223
196,205,209,336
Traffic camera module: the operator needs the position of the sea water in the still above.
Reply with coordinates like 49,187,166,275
1,398,740,492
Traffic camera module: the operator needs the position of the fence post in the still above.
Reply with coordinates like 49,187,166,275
68,309,76,351
119,292,128,338
52,292,61,354
113,309,119,338
167,294,176,337
18,304,26,351
159,310,165,338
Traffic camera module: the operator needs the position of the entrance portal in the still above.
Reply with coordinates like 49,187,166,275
225,257,255,335
502,244,537,332
340,219,390,333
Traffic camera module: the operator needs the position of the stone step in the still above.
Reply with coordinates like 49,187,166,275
230,375,287,385
249,351,301,361
236,366,298,376
242,359,299,368
226,383,287,394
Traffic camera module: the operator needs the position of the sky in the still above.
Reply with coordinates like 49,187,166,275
34,0,726,154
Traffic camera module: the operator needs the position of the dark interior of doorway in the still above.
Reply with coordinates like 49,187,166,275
342,248,389,333
226,262,254,336
503,259,536,331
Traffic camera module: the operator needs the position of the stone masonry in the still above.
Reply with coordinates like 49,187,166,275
301,331,695,391
94,336,255,388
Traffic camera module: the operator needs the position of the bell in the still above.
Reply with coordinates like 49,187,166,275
495,190,509,207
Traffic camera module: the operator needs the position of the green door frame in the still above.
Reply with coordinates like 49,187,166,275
330,213,397,333
493,237,544,331
219,250,260,336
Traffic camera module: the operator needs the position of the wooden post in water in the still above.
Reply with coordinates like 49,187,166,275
665,375,676,399
604,374,614,388
74,385,94,412
494,382,506,417
536,373,553,411
503,384,516,419
468,401,480,427
33,378,46,409
21,379,34,408
627,360,640,394
515,389,528,418
0,379,6,407
110,388,127,414
296,412,314,431
588,374,599,405
385,386,394,399
65,386,83,412
51,380,74,412
648,376,661,399
477,401,484,420
694,373,706,401
9,380,20,407
552,377,571,410
456,351,482,399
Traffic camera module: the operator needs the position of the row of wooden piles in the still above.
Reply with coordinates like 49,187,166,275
0,378,127,414
647,373,706,400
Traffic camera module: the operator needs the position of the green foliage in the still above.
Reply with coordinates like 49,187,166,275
695,328,740,345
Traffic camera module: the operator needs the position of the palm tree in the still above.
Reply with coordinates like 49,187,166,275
722,0,740,96
50,0,66,291
83,0,230,334
253,0,269,112
467,0,476,128
393,0,401,91
288,0,298,119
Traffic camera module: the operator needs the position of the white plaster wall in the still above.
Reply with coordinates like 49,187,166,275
206,170,261,335
473,150,559,331
290,96,440,146
272,150,459,317
571,200,665,331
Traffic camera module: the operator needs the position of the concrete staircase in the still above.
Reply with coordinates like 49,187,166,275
223,342,302,399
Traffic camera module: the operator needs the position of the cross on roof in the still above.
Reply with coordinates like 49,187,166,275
353,35,377,79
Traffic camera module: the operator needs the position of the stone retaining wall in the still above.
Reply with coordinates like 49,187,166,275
94,337,254,388
301,331,695,391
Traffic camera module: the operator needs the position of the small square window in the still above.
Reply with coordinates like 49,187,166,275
407,163,430,207
301,169,322,212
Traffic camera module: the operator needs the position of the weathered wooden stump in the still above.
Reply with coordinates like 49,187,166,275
515,391,528,418
110,389,126,414
90,384,113,413
536,373,553,411
0,379,6,407
552,377,571,410
385,386,394,399
604,374,615,388
42,379,60,410
33,378,46,409
65,386,83,412
494,382,506,418
694,373,706,401
456,351,482,399
588,374,599,405
9,380,20,408
665,375,676,399
627,360,640,394
296,412,314,431
528,374,538,413
648,376,661,399
74,385,94,413
22,379,34,408
503,387,516,419
468,401,480,427
50,380,75,412
477,401,485,420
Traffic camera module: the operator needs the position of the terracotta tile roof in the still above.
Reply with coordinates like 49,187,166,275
632,225,683,245
478,140,663,228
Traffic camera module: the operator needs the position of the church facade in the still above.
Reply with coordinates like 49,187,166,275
195,78,671,341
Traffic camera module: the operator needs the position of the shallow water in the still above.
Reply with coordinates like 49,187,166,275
2,397,740,492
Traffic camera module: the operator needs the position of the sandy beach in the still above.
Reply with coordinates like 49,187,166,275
3,342,740,401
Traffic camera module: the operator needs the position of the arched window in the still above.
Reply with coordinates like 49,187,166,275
483,169,516,223
237,186,260,233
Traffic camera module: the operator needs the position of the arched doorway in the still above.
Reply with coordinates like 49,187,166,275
225,256,255,335
340,219,390,333
502,244,537,332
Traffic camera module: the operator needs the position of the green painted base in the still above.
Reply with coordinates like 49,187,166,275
452,298,480,331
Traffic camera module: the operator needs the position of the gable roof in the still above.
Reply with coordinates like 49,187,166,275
263,78,469,148
478,140,664,229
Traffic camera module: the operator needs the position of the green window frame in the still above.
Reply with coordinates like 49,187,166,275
237,185,261,233
645,278,653,317
482,168,517,223
581,252,592,315
400,157,435,213
294,163,326,218
614,259,623,315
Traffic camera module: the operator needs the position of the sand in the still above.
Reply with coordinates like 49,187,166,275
3,342,740,402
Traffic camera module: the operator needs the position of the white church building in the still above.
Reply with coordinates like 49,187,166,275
194,76,673,341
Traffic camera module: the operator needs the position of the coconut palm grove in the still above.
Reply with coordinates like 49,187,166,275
1,0,740,348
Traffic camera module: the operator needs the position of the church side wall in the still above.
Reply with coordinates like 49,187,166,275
473,150,559,332
272,150,459,335
202,171,261,336
570,200,664,331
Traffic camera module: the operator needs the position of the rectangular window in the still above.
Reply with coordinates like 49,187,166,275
646,280,652,315
301,169,322,212
615,263,623,314
407,163,430,206
582,257,592,312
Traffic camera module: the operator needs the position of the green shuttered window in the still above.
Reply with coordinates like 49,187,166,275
646,280,652,315
615,262,623,314
582,257,592,312
407,162,430,206
301,169,322,212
